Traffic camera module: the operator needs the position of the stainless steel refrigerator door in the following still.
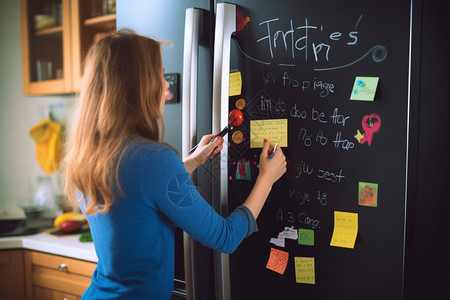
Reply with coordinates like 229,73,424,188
182,8,202,300
211,3,236,300
118,2,215,300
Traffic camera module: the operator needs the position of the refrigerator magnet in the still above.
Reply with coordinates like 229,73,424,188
236,160,251,180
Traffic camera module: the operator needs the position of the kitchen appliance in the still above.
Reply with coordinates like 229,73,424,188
117,1,216,299
117,0,450,299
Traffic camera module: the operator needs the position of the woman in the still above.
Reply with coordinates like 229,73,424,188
63,30,286,299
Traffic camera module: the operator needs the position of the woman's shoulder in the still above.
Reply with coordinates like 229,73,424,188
124,138,180,162
121,138,186,179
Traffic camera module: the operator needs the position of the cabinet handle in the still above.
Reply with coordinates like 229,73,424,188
58,263,67,272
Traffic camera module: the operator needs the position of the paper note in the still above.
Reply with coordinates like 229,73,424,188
269,232,285,248
358,182,378,207
330,211,358,249
298,229,314,246
266,248,289,275
294,257,315,284
281,227,298,240
236,160,251,180
269,227,297,248
229,71,242,96
350,76,379,101
250,119,288,148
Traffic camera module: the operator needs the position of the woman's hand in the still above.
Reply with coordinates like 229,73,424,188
242,139,287,220
257,139,287,186
183,133,224,174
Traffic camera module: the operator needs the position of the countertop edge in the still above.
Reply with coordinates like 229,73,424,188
0,232,98,263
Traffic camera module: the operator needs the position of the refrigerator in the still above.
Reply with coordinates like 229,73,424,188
118,1,450,299
117,1,216,299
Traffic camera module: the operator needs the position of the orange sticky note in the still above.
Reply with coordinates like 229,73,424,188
266,248,289,275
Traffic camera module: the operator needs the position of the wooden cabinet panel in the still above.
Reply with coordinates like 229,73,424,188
25,250,96,299
0,249,26,300
29,251,96,277
34,285,81,300
20,0,72,95
21,0,116,95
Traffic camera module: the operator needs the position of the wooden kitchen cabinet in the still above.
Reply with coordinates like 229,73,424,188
0,249,26,300
24,250,96,300
33,286,81,300
21,0,116,95
20,0,72,95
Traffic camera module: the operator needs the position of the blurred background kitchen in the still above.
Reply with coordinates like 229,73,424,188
0,0,75,220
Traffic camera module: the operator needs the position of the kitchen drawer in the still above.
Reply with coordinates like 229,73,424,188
34,285,80,300
25,250,96,298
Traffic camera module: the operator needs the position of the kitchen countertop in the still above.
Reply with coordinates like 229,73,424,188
0,231,98,263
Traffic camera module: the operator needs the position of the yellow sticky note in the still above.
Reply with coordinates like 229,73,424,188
330,211,358,249
229,72,242,96
250,119,288,148
294,257,315,284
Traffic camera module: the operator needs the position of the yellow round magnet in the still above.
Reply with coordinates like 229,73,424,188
232,130,244,144
235,98,246,110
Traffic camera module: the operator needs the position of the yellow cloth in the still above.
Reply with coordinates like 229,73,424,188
29,118,62,174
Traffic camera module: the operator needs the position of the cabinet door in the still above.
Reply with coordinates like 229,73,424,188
0,250,26,300
25,250,96,299
20,0,73,95
34,286,81,300
71,0,116,91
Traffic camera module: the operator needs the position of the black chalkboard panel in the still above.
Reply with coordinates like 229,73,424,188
224,0,412,299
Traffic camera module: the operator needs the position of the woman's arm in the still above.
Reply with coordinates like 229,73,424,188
242,138,287,219
147,139,285,253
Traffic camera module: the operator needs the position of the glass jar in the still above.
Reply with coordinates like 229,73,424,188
34,176,57,211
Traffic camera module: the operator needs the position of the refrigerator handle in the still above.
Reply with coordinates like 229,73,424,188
182,8,201,159
212,3,236,300
182,7,202,300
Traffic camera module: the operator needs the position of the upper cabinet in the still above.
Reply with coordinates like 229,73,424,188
21,0,116,95
21,0,71,95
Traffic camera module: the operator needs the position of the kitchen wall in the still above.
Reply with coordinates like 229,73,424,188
0,0,75,218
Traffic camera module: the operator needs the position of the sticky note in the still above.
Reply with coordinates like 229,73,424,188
358,182,378,207
266,248,289,275
236,160,251,180
350,76,379,101
294,257,315,284
298,229,314,246
229,71,242,96
330,211,358,249
250,119,288,148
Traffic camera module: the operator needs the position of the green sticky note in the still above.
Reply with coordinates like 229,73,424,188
298,228,314,246
350,76,379,101
358,182,378,207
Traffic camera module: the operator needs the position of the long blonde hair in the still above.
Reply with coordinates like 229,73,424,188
63,30,165,214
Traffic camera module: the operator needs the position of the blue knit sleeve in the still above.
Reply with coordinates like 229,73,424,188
139,146,256,254
234,205,258,237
